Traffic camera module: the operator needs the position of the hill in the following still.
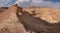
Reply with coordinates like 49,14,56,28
23,7,60,23
0,4,60,33
0,4,30,33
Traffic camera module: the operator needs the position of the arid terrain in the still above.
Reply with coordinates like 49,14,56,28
23,7,60,23
0,4,30,33
0,4,60,33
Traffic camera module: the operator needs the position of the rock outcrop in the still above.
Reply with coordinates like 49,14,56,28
0,4,60,33
0,4,29,33
17,7,60,33
0,4,18,23
23,7,60,23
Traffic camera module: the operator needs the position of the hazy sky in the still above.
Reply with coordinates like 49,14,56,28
0,0,60,9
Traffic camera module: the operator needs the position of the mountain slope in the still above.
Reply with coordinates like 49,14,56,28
0,4,30,33
23,7,60,23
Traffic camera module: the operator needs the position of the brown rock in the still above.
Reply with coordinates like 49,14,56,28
0,4,18,23
0,4,30,33
17,7,60,33
23,7,60,23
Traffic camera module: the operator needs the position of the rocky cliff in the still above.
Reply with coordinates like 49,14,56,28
23,7,60,23
0,4,30,33
0,4,60,33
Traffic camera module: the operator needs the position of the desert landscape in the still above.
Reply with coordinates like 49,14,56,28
0,4,60,33
23,7,60,23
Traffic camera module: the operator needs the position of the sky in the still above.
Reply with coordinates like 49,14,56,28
0,0,60,9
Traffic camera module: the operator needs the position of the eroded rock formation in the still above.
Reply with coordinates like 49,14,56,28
17,7,60,33
23,7,60,23
0,4,60,33
0,4,30,33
